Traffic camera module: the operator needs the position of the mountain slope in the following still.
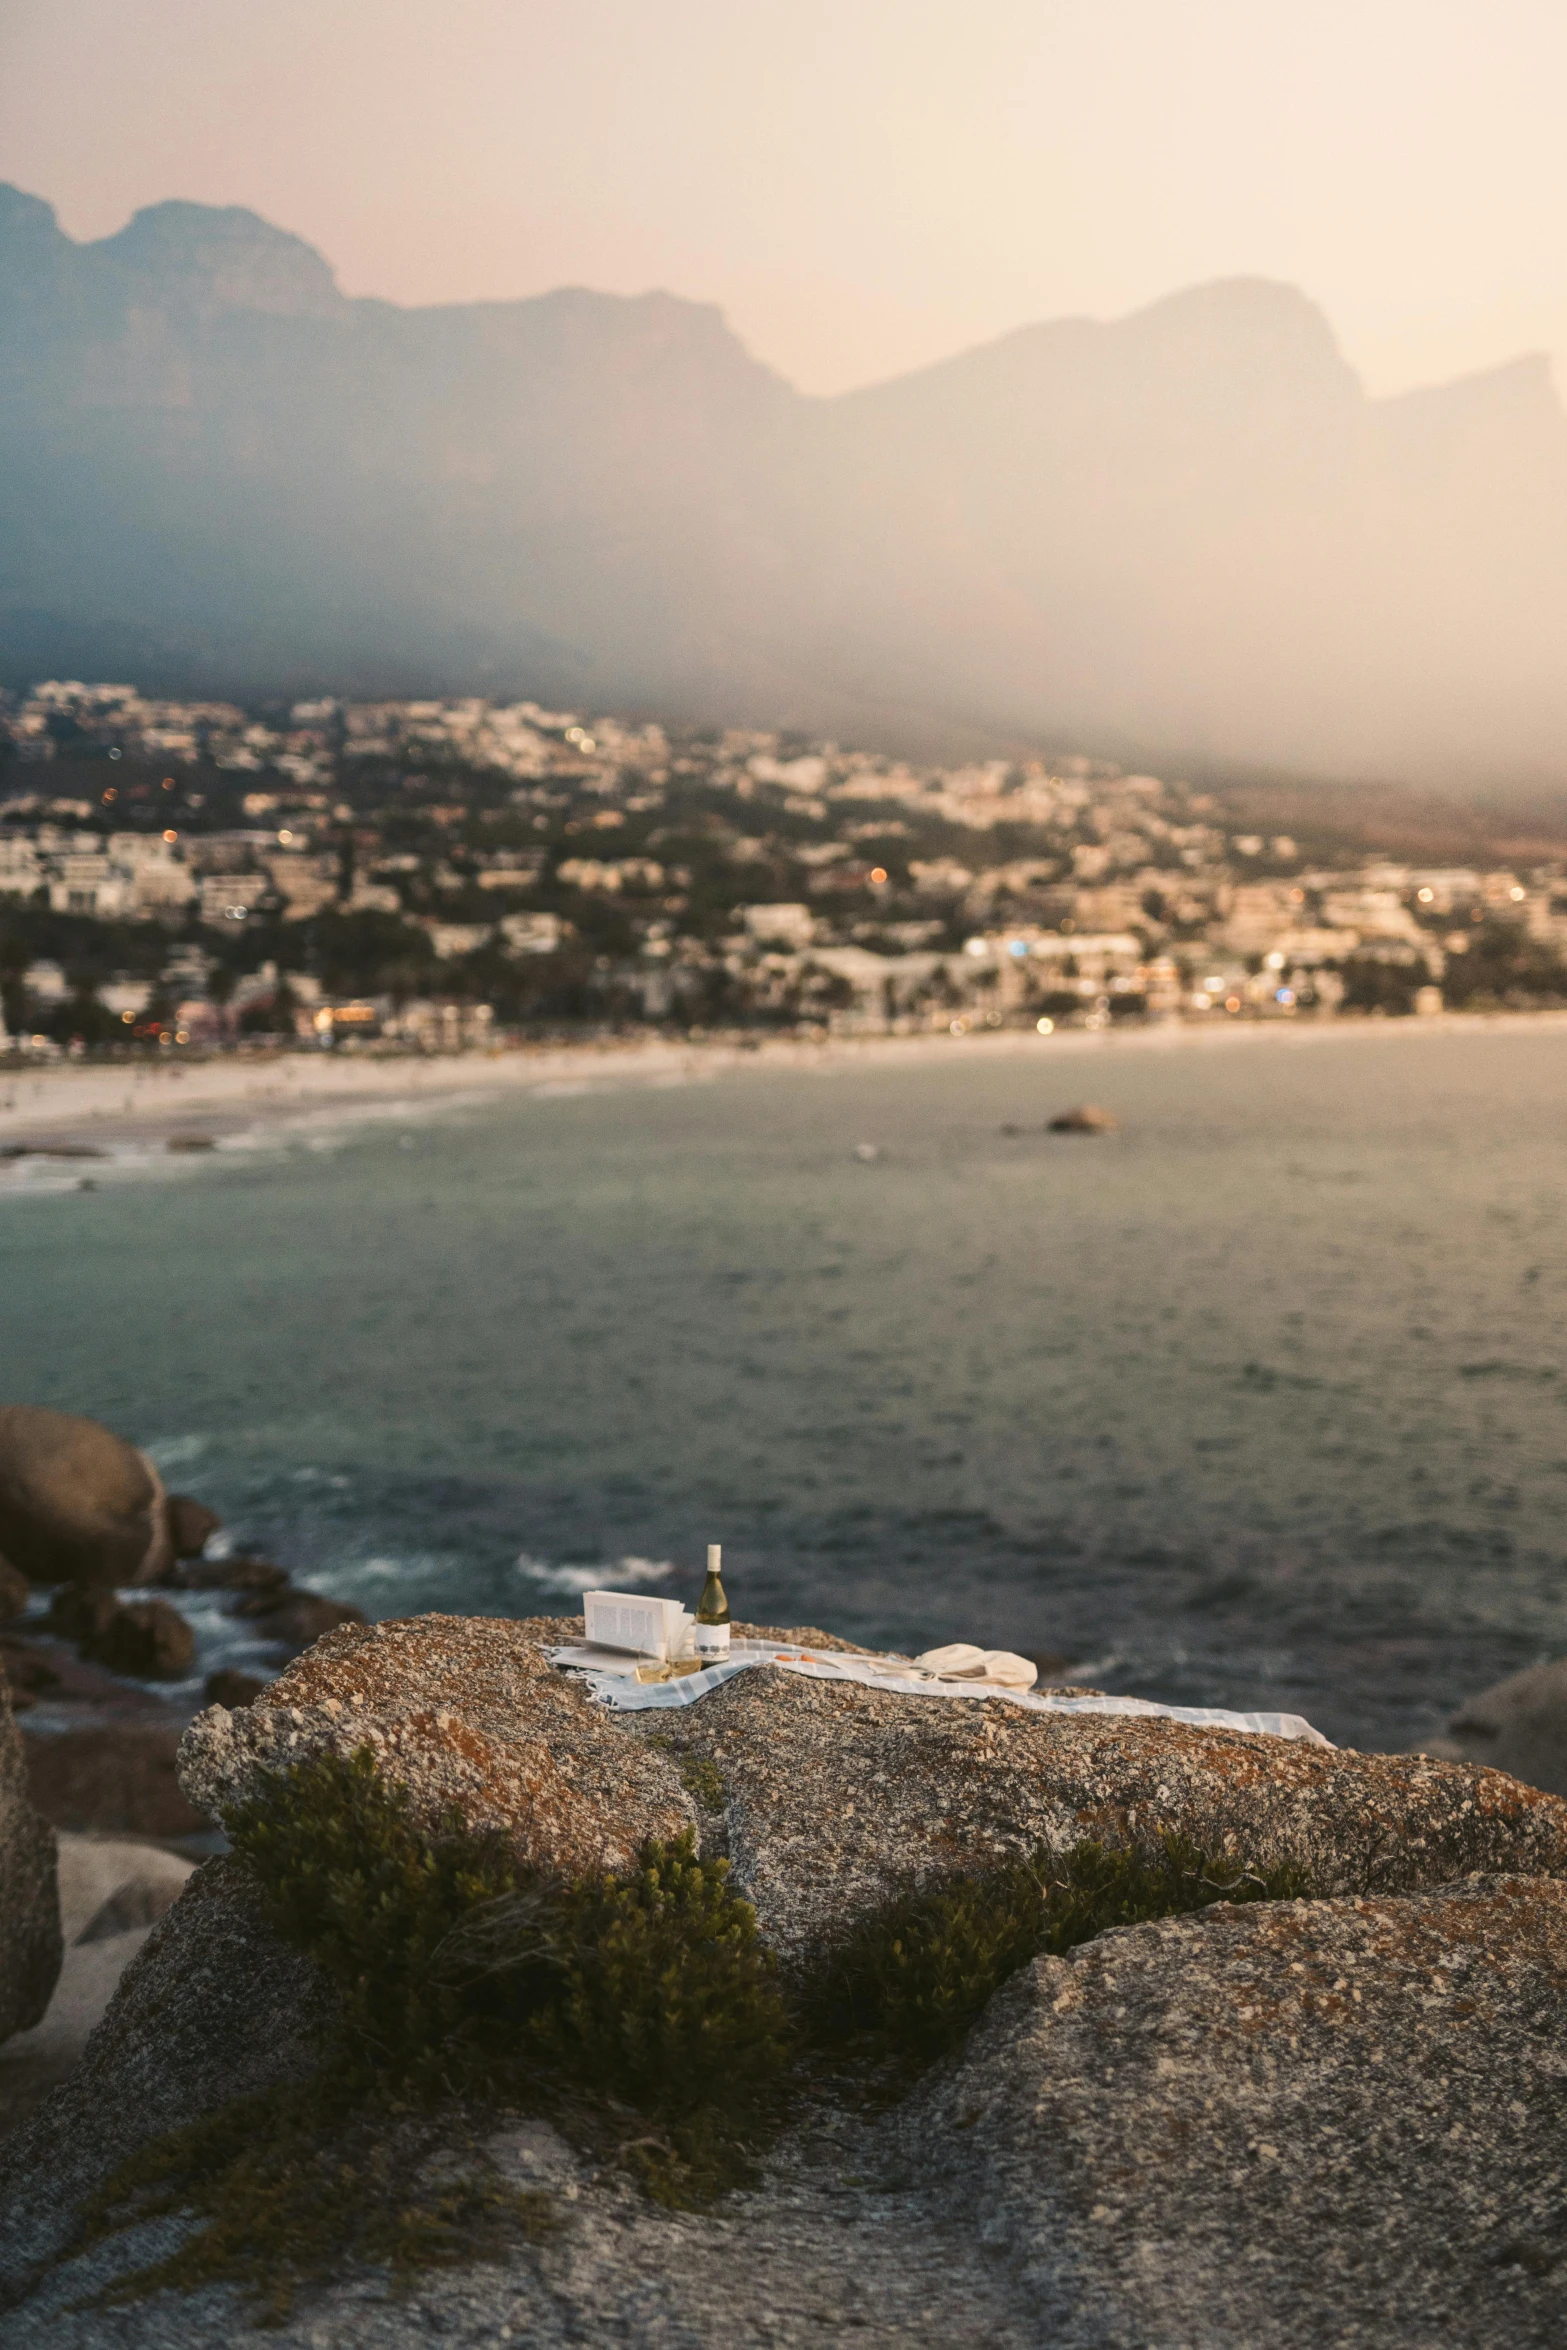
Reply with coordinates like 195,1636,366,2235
4,185,1567,784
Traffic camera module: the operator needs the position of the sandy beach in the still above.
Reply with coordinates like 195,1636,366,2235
5,1008,1567,1160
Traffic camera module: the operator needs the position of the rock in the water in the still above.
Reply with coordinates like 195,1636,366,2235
2,1631,171,1720
1426,1656,1567,1798
84,1598,196,1682
0,1406,172,1589
164,1494,222,1560
26,1721,208,1838
52,1584,198,1681
1047,1103,1119,1132
0,1675,61,2043
204,1667,266,1710
162,1553,289,1593
912,1873,1567,2348
180,1613,1567,1965
230,1589,367,1653
0,1557,28,1624
44,1586,122,1646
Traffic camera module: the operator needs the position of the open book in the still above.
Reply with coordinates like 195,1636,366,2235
580,1590,696,1664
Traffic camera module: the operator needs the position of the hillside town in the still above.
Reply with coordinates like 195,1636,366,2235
3,678,1565,1056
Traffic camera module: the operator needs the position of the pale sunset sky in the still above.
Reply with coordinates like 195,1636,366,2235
3,0,1566,399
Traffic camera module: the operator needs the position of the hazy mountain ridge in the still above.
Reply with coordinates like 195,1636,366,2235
4,185,1567,786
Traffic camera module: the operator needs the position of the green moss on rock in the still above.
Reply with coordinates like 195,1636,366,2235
813,1834,1317,2059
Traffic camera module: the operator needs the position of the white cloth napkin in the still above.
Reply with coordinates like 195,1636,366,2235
547,1637,1332,1745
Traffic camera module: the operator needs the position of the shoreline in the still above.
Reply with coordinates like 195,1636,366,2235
4,1006,1567,1156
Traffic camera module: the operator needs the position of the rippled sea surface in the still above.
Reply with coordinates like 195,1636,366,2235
7,1022,1567,1750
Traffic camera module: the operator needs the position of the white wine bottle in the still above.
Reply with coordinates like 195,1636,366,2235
694,1543,731,1664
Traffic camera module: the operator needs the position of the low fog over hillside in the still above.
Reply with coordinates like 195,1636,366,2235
4,184,1567,793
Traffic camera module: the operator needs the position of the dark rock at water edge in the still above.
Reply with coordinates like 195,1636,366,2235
164,1494,223,1561
45,1590,196,1680
1047,1103,1120,1133
24,1721,207,1838
161,1553,288,1594
44,1586,121,1646
83,1599,195,1682
1,1631,173,1720
229,1589,366,1651
0,1675,61,2044
1425,1655,1567,1800
0,1406,172,1589
203,1667,265,1711
0,1557,28,1624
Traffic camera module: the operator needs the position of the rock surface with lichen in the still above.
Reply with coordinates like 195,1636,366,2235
176,1612,699,1874
907,1871,1567,2349
179,1611,1567,1963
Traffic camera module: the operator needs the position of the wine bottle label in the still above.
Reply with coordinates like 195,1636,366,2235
694,1620,730,1663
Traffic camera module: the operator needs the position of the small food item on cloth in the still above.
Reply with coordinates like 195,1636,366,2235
915,1645,1038,1688
915,1643,988,1676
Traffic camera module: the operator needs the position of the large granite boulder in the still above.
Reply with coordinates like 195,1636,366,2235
178,1612,697,1872
0,1677,61,2043
181,1613,1567,1964
9,1617,1567,2344
909,1872,1567,2349
1425,1656,1567,1799
0,1407,172,1590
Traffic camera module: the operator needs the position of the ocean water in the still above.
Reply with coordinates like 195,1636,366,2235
6,1022,1567,1752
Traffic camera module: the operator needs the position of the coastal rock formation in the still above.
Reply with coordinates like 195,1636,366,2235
227,1588,366,1650
642,1654,1567,1960
26,1722,207,1838
178,1613,1567,1963
1425,1656,1567,1799
911,1873,1567,2348
178,1614,696,1873
0,1558,27,1623
46,1591,196,1681
163,1495,222,1560
9,1617,1567,2342
82,1599,196,1683
0,1407,172,1589
0,1678,62,2044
